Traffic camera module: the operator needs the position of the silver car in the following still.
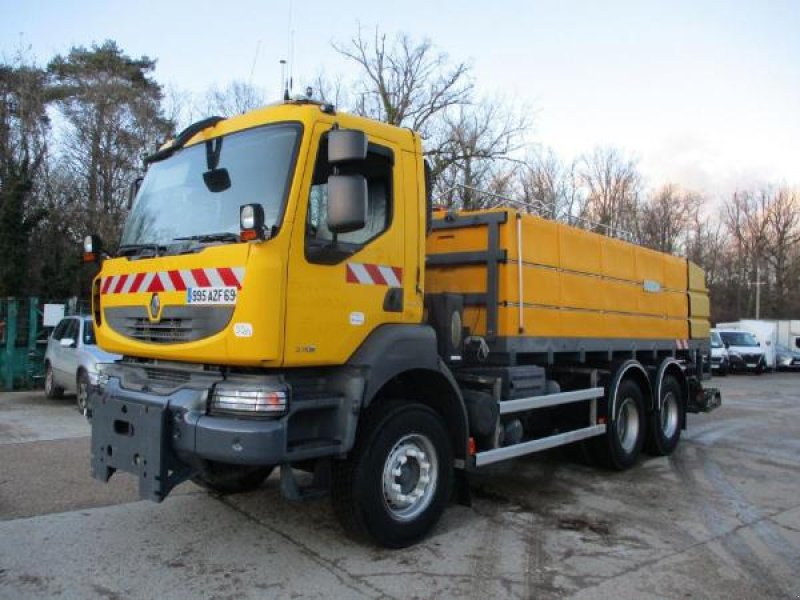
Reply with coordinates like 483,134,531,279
44,316,120,415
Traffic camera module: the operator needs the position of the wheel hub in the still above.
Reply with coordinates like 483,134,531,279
616,396,640,453
382,434,438,522
661,392,679,439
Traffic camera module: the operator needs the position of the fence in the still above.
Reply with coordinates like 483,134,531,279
0,297,86,391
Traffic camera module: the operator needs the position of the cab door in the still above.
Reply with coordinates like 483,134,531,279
284,123,406,366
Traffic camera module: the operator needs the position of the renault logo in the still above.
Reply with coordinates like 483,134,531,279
149,293,161,321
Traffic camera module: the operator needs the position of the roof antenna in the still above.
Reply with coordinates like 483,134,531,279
285,0,294,99
248,39,261,89
280,59,289,101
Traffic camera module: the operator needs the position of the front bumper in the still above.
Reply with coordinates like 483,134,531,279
90,373,350,502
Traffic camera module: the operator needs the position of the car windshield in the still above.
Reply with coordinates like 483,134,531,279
710,332,723,348
83,321,96,345
719,331,759,347
121,123,301,251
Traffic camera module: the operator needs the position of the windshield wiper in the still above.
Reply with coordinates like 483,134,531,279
144,116,226,165
117,243,167,258
172,232,240,244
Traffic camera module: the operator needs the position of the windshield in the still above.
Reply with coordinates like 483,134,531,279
121,123,301,249
83,320,96,345
719,331,759,347
710,331,723,348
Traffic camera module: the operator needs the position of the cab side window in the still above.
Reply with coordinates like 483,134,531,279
305,135,393,264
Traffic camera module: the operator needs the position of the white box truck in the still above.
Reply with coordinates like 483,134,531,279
776,320,800,351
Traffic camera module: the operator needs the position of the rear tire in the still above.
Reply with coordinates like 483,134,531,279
645,375,683,456
192,463,274,494
593,378,646,470
44,363,64,399
331,401,453,548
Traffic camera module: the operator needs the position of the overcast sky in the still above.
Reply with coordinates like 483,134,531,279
3,0,798,198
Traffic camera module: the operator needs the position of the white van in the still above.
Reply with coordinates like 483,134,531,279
716,320,777,370
716,328,767,374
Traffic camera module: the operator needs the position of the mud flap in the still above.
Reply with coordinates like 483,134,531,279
687,386,722,413
90,394,192,502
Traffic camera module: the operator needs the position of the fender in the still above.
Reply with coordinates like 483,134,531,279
347,324,447,404
346,324,469,459
608,359,651,416
653,358,687,412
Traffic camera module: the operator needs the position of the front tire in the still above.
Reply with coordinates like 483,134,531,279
645,375,683,456
44,363,64,399
331,401,453,548
192,462,274,494
76,370,90,417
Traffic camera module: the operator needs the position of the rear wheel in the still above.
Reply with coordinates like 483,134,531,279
645,375,683,456
331,401,453,548
192,462,274,494
76,370,90,417
44,363,64,399
594,378,646,470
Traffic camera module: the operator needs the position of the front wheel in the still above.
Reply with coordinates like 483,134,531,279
331,402,453,548
76,370,90,417
44,363,64,399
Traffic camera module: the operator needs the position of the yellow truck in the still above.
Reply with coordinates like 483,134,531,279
86,99,720,548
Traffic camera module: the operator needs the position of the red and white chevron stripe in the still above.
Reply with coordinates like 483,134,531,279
346,263,403,286
101,267,245,295
675,339,689,350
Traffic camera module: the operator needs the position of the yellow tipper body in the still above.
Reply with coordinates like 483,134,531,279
426,208,710,342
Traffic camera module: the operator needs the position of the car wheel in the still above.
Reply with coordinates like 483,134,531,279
44,363,64,399
645,375,684,456
76,370,90,417
192,462,274,494
331,401,453,548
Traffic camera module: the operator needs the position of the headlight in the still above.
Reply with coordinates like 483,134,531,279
94,363,111,387
210,382,288,417
728,351,741,359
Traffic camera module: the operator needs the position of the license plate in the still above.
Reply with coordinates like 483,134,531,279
186,286,237,305
746,363,756,368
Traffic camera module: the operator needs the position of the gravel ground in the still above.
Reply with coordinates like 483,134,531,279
1,374,799,599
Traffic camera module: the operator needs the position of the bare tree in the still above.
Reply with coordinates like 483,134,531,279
334,27,473,134
637,184,702,253
429,99,527,208
579,147,641,236
517,149,585,220
202,80,266,117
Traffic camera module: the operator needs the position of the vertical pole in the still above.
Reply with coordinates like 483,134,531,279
755,263,761,320
5,298,17,391
27,297,38,388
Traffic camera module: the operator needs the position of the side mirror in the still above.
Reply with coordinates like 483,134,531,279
724,342,730,349
328,129,367,163
60,337,76,349
83,234,104,263
327,175,367,234
128,176,144,209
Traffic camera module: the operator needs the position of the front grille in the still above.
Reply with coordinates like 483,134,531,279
105,306,234,344
128,318,193,343
742,353,761,363
143,366,192,385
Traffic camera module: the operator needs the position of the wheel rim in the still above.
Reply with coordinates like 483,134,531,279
661,391,679,439
77,377,88,414
382,433,439,522
616,397,640,453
